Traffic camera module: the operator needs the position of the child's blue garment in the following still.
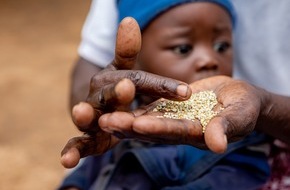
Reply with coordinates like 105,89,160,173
58,132,270,190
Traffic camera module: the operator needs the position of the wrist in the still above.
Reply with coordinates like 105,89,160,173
255,87,290,143
258,87,272,120
252,85,273,133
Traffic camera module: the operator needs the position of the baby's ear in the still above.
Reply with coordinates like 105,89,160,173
114,17,142,70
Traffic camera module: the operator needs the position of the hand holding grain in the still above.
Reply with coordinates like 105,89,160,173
99,76,264,153
61,17,191,168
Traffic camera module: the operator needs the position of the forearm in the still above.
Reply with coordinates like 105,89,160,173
257,89,290,144
70,57,103,110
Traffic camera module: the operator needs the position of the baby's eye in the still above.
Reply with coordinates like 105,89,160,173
213,42,231,53
172,44,192,56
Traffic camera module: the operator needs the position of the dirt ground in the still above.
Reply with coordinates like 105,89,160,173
0,0,91,189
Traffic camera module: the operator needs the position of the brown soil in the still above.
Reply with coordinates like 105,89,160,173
0,0,91,189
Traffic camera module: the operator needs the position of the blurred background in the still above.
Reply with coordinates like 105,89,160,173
0,0,91,189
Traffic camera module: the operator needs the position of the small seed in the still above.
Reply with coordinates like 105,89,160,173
153,91,223,133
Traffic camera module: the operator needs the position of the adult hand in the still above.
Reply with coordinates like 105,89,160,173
98,76,269,153
61,17,192,168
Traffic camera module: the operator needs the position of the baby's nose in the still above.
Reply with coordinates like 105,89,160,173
193,48,219,72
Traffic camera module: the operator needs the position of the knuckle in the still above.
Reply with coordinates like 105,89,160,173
126,71,144,86
158,79,170,93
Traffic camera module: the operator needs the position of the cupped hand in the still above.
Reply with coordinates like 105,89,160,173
98,76,265,154
61,17,192,168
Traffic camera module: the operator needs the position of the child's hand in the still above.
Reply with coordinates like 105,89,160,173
60,17,191,168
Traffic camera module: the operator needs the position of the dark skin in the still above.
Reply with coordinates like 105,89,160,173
62,4,290,169
61,2,233,168
101,75,290,148
62,17,192,168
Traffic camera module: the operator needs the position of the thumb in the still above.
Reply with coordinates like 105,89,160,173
204,117,228,153
114,17,141,70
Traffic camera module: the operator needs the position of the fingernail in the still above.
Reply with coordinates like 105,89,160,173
177,84,190,98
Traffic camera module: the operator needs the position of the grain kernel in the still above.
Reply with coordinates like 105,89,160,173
153,91,223,133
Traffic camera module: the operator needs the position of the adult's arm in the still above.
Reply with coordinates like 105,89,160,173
69,57,102,110
255,91,290,144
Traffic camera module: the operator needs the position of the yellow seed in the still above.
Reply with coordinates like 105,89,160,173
153,91,223,133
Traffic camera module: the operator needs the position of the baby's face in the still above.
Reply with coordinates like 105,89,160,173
137,2,233,84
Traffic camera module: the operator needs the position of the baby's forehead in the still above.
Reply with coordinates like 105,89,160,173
142,3,232,38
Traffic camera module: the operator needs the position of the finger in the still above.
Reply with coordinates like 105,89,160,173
87,78,136,111
115,78,136,105
98,111,135,137
60,135,92,168
60,147,80,168
99,112,206,148
204,92,257,153
60,134,120,168
216,102,256,142
204,116,228,153
74,79,135,132
92,71,192,102
132,72,192,101
114,17,141,70
72,102,96,131
133,116,205,145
